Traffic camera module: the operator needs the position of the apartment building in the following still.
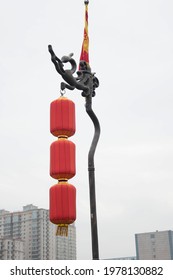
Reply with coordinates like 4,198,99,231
0,238,24,260
135,230,173,260
0,205,76,260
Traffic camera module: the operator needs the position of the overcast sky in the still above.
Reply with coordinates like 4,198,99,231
0,0,173,260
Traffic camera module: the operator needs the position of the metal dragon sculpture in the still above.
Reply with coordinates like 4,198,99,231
48,45,99,97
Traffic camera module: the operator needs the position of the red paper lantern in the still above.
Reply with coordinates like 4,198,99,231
49,182,76,225
50,97,75,138
49,96,76,236
50,138,76,180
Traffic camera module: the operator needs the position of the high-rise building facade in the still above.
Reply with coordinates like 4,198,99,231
135,230,173,260
0,205,76,260
0,238,24,260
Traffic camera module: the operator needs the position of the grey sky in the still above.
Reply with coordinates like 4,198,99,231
0,0,173,259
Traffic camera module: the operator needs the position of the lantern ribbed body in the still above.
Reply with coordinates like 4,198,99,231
50,138,76,180
50,97,75,138
49,96,76,232
50,183,76,224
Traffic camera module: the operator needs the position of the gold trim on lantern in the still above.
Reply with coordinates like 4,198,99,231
58,135,68,139
58,178,68,183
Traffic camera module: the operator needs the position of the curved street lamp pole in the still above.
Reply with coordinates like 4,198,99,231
48,46,100,259
85,79,100,260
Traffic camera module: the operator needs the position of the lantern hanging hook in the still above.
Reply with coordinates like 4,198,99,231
60,88,66,96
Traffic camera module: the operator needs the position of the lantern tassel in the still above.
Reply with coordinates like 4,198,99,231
56,224,68,236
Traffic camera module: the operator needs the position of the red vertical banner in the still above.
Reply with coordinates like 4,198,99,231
79,2,89,65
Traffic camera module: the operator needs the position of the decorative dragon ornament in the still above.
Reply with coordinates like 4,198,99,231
48,45,99,97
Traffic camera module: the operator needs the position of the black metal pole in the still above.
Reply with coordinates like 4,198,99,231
85,94,100,260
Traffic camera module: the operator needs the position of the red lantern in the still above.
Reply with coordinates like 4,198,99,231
49,182,76,235
50,97,75,138
49,96,76,236
50,138,76,180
